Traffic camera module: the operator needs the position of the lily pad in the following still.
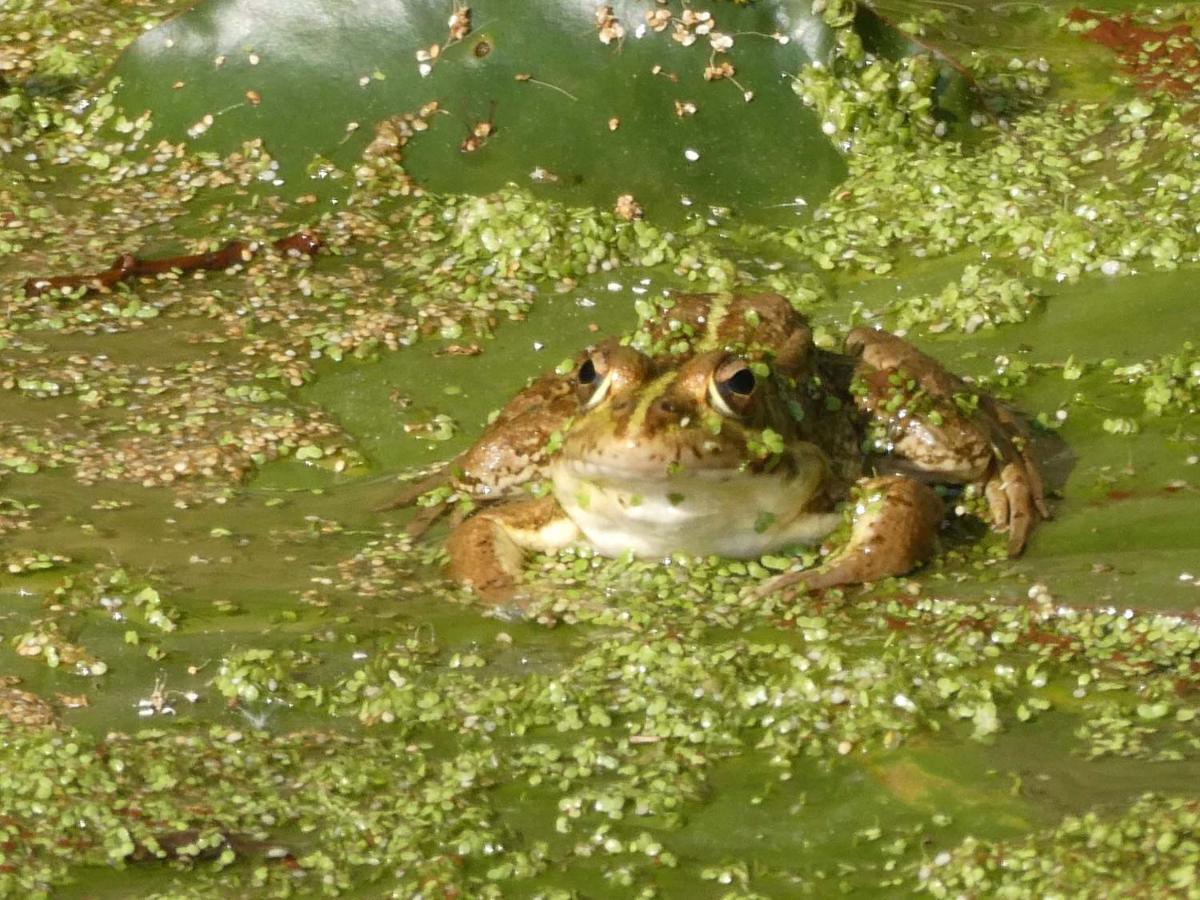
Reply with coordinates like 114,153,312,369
112,0,959,221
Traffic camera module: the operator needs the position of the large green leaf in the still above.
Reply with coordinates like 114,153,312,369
112,0,856,220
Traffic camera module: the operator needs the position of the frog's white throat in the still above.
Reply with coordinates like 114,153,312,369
549,455,841,560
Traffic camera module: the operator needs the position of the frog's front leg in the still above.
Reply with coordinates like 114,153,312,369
847,327,1048,556
446,496,580,605
753,476,943,598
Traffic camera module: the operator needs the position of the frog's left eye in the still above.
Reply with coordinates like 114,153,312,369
576,353,612,409
710,358,757,417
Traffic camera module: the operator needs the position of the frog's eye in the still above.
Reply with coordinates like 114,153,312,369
576,353,612,409
710,359,756,417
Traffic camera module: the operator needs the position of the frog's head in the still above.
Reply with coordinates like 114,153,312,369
549,293,843,559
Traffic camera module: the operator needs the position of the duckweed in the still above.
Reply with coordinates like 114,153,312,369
1113,342,1200,418
1,566,1199,894
886,267,1037,335
1,0,1199,895
916,794,1200,897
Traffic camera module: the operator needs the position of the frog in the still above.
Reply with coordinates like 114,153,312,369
412,291,1046,606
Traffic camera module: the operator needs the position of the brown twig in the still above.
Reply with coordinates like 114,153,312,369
22,230,322,299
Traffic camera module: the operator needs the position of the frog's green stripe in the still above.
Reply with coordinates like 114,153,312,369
626,371,677,432
700,292,733,351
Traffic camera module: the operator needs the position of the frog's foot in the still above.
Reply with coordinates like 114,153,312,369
750,476,943,600
971,392,1049,556
445,497,579,608
983,460,1042,557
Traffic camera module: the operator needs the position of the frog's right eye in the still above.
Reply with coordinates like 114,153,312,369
575,354,612,408
709,357,758,418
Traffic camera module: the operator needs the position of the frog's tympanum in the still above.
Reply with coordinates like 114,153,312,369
428,293,1046,605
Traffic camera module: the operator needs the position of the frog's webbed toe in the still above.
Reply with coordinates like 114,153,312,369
751,476,943,600
483,595,536,623
983,461,1040,556
974,395,1049,556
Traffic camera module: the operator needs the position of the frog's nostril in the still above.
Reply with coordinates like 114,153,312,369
646,396,688,428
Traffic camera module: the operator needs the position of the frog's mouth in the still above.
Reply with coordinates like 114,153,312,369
549,444,841,560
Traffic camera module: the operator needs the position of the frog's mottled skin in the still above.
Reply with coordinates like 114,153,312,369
435,293,1046,604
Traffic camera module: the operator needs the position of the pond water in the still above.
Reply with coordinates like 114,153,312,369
1,0,1198,896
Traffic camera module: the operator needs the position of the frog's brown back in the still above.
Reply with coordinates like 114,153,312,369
637,293,814,371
